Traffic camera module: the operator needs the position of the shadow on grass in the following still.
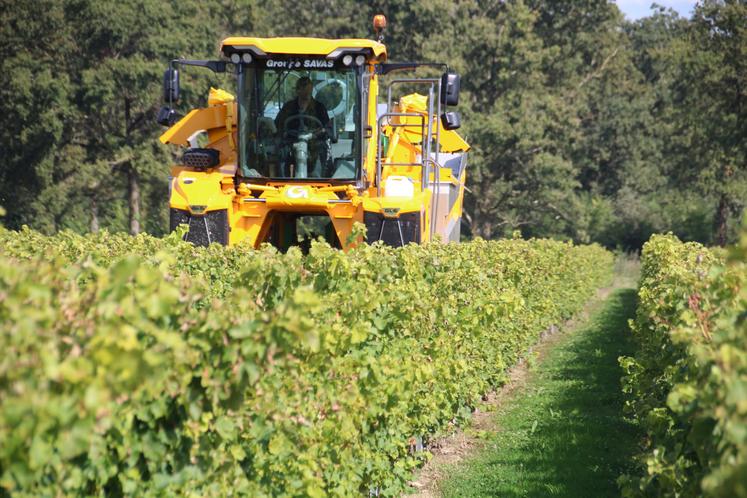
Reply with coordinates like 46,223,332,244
441,289,639,498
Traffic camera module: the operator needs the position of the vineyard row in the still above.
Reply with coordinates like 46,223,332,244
620,233,747,497
1,228,612,497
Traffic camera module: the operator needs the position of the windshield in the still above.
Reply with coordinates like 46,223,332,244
238,62,361,181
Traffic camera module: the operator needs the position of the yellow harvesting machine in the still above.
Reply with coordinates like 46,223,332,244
157,16,469,250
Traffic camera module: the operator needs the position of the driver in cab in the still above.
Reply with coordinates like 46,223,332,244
275,76,329,133
275,76,331,177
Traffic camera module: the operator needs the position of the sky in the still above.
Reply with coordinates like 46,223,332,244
614,0,697,20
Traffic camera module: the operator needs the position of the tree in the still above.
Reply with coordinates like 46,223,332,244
673,0,747,245
0,0,77,232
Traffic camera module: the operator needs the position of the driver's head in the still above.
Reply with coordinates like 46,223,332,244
296,76,313,99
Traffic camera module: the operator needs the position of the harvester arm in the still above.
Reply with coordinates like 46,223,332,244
159,106,232,146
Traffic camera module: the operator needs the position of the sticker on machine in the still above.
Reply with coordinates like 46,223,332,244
265,59,334,69
286,186,310,199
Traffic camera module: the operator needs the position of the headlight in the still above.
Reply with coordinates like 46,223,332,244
242,53,252,63
342,54,353,66
355,55,366,66
230,53,241,64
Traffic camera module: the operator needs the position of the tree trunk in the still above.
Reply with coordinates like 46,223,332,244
474,213,492,239
128,165,140,235
90,196,99,233
714,192,728,247
472,197,494,239
124,96,140,235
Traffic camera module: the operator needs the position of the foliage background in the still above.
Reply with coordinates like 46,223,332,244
0,0,745,248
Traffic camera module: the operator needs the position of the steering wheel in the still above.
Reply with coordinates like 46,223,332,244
282,114,325,142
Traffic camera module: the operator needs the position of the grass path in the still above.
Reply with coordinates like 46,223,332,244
434,268,639,497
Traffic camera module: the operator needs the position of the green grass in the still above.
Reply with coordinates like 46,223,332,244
439,288,640,497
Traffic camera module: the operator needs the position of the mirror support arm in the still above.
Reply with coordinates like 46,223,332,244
375,62,448,75
171,59,228,74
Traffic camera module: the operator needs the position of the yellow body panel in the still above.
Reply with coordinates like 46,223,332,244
221,37,387,59
228,183,365,248
170,167,234,214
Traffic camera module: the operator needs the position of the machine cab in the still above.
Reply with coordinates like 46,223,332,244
221,38,386,186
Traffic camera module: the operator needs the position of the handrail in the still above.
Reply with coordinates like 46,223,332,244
384,78,444,238
385,78,440,112
376,112,426,197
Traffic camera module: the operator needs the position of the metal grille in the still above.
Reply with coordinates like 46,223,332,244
364,211,420,247
182,148,220,169
169,209,229,246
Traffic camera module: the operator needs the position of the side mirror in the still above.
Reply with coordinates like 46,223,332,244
441,111,461,131
163,67,180,103
157,106,178,127
440,72,460,106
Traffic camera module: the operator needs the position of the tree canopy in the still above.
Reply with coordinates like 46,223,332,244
1,0,744,248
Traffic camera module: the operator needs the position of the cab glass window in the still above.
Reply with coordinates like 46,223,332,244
238,62,361,181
